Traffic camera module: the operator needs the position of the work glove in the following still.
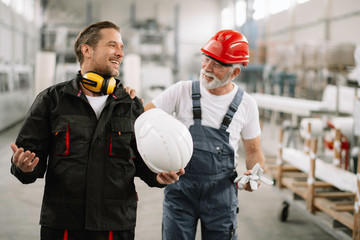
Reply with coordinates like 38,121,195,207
234,163,274,191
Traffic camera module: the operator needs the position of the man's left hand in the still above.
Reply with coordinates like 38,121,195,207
123,86,144,103
156,168,185,185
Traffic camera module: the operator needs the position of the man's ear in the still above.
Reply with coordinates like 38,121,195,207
81,44,92,58
231,67,241,79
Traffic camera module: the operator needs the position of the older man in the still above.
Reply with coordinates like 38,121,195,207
145,30,265,240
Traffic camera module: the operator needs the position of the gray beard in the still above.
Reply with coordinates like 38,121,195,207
199,69,231,90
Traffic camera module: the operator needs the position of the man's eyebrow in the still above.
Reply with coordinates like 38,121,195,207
107,40,124,49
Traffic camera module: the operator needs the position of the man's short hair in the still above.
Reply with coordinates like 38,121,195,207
74,21,120,65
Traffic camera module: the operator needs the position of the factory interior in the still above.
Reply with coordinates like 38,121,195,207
1,0,360,239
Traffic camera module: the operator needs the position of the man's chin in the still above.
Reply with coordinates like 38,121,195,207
200,78,216,89
201,77,229,90
110,69,119,78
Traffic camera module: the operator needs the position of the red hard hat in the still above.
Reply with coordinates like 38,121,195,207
201,30,249,67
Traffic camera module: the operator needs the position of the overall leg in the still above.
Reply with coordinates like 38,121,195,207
162,180,200,240
200,179,238,240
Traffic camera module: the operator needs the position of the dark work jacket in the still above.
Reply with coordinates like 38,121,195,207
11,78,164,231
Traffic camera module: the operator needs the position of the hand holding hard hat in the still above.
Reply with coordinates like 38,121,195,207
135,108,193,174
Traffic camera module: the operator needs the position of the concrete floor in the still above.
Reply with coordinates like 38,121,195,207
0,122,352,240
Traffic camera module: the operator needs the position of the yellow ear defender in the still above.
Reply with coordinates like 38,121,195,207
80,71,116,95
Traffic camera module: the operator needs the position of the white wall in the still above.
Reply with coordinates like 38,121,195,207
263,0,360,45
330,0,360,43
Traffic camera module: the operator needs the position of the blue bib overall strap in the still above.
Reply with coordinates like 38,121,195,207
220,89,244,131
192,80,244,131
191,80,202,124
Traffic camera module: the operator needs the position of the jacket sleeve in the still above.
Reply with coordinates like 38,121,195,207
131,97,166,188
11,90,51,184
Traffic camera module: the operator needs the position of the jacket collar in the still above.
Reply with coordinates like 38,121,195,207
64,78,133,102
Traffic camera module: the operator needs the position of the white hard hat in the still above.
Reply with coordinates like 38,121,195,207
134,108,193,173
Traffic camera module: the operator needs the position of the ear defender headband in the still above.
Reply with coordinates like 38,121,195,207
80,71,116,95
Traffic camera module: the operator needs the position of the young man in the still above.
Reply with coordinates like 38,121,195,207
145,30,265,240
10,21,183,240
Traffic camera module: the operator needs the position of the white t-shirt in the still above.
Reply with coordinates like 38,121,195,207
152,80,261,160
86,95,108,119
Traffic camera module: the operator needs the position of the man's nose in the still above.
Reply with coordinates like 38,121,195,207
115,47,124,57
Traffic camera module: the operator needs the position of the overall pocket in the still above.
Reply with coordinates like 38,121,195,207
188,140,224,174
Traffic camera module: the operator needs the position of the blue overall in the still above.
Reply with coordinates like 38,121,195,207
162,81,244,240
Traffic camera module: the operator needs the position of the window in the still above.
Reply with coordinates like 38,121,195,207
17,73,30,90
236,0,247,27
0,73,9,93
221,7,234,29
253,0,266,20
254,0,304,20
3,0,34,21
297,0,310,3
14,0,25,15
1,0,11,6
24,0,34,21
269,0,291,15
